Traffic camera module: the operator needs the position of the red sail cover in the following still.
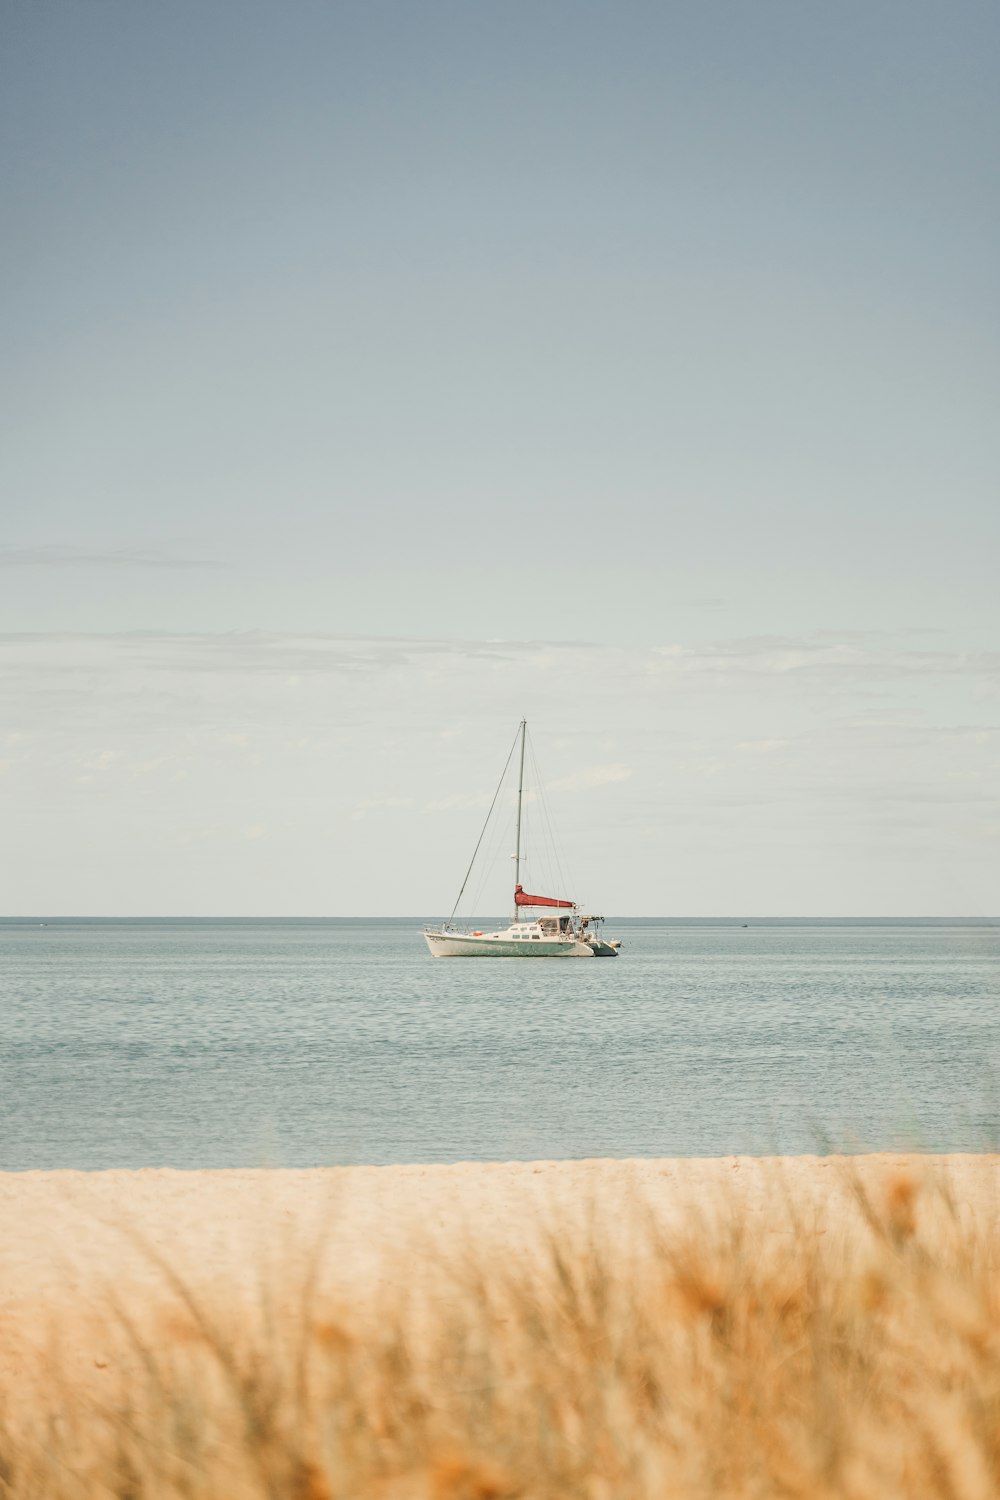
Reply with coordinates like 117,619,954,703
514,884,574,909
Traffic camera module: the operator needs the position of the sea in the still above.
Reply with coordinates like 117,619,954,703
1,918,998,1172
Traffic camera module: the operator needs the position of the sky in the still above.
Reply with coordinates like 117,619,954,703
1,0,997,915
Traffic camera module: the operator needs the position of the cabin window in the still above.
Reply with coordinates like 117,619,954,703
532,934,540,939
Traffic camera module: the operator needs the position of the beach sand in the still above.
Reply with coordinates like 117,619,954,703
5,1154,1000,1497
2,1153,999,1386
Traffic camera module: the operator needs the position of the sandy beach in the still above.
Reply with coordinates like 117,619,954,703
4,1153,1000,1496
2,1153,997,1378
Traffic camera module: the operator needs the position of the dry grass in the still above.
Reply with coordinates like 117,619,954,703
3,1162,1000,1498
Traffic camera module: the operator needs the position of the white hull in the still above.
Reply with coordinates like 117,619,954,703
424,929,594,958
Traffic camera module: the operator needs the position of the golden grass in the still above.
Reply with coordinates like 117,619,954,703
3,1161,1000,1498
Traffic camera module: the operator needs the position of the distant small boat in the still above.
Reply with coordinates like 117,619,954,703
423,720,620,959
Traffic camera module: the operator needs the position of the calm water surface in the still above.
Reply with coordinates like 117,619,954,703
1,919,998,1170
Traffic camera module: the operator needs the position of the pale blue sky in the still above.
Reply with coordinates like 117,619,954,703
1,2,997,912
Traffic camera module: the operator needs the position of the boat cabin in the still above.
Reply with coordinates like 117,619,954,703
505,914,576,941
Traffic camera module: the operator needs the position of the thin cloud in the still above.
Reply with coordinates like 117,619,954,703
423,791,493,813
0,545,220,569
547,764,633,792
650,636,997,684
351,796,415,821
737,739,790,754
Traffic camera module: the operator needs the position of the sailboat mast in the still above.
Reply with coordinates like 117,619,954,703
513,718,526,915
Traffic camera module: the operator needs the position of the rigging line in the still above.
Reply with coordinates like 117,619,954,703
457,764,513,921
448,724,521,922
527,728,574,899
467,785,508,919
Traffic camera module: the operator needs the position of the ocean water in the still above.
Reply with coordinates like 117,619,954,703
1,919,998,1171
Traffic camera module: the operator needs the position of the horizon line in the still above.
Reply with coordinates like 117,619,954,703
2,915,996,925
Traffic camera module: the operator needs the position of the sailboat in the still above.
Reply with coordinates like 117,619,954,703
423,720,621,958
